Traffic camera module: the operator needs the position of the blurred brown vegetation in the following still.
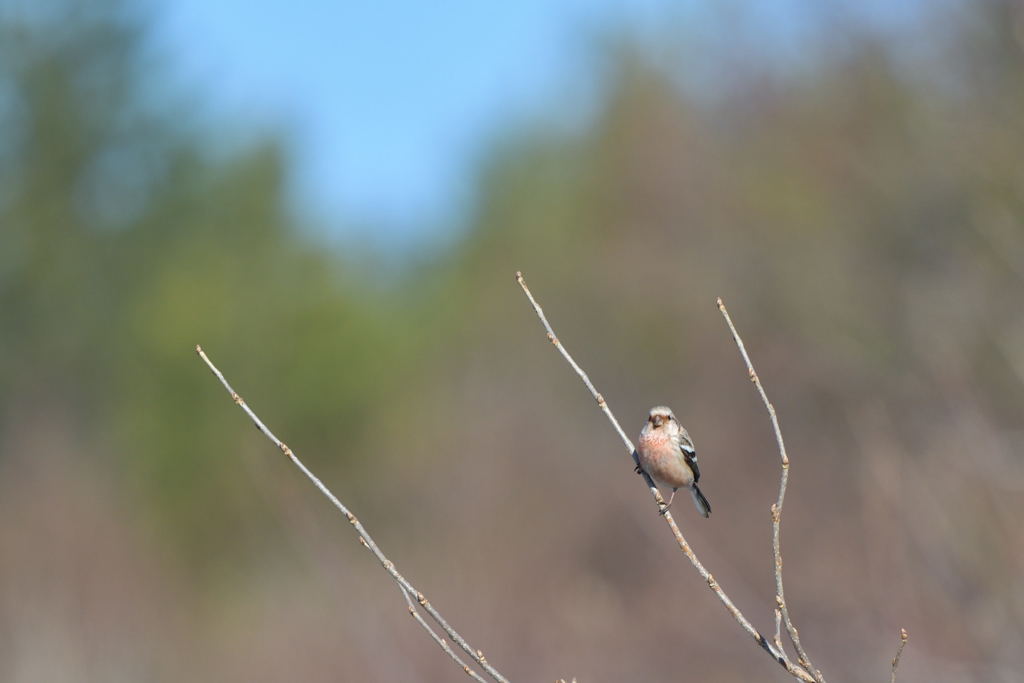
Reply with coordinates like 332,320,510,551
3,1,1024,681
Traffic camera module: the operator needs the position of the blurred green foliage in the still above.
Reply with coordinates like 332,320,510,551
0,2,424,571
5,0,1024,565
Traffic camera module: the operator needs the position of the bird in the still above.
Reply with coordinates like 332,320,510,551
635,406,711,517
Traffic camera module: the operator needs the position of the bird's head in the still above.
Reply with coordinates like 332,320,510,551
648,406,675,429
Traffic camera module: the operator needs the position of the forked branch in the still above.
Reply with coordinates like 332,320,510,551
515,272,816,682
196,346,507,683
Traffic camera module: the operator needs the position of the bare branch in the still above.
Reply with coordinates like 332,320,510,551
515,272,815,682
195,346,506,683
715,298,825,683
890,628,908,683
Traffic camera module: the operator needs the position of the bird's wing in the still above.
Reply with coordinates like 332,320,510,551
679,435,700,483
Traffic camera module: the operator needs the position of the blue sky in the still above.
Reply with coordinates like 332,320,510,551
152,1,928,243
154,0,688,241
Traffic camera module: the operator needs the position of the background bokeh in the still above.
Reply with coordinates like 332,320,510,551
2,1,1023,681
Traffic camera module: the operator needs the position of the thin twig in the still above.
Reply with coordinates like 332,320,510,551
196,345,506,683
774,605,785,655
890,628,908,683
717,298,825,683
515,272,815,683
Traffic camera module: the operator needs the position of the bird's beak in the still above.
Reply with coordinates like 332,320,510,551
652,415,664,428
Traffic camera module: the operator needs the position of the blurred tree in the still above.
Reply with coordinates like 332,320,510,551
0,1,418,575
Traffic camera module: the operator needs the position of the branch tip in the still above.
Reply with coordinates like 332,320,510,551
891,627,908,682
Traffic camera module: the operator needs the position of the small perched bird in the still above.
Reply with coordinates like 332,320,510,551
636,406,711,517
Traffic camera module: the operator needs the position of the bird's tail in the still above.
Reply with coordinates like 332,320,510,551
691,485,711,518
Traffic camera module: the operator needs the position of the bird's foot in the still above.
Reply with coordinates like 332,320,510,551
658,489,677,515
